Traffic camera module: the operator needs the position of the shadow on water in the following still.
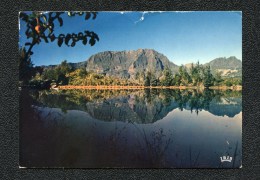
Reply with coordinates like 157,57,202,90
20,88,242,168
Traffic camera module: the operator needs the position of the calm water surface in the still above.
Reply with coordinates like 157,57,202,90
20,89,242,168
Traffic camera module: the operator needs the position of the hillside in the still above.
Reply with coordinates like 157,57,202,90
85,49,179,79
204,56,242,77
38,50,242,79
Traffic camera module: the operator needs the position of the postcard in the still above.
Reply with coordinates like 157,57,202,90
19,11,242,168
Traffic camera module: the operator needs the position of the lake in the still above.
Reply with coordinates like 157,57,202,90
19,88,242,168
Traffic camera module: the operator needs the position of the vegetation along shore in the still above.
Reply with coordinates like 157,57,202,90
19,49,242,90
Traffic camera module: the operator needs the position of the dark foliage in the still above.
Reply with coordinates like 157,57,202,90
19,11,99,85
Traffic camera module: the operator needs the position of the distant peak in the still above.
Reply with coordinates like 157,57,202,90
96,49,157,54
227,56,241,61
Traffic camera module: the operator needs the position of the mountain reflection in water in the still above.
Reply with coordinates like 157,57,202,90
34,89,242,123
20,89,242,168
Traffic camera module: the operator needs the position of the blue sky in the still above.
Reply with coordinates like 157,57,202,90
19,11,242,66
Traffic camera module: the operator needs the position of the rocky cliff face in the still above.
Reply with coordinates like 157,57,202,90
205,56,242,69
85,49,179,79
40,50,242,79
204,56,242,77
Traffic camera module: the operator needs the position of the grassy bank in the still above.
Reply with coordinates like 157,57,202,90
57,85,242,90
209,85,242,90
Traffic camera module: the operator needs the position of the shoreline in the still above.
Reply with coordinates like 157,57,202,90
56,85,242,91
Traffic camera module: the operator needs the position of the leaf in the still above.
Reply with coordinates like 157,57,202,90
65,34,71,46
56,12,63,16
92,12,97,19
85,13,91,20
58,17,63,26
94,34,99,41
31,19,37,26
58,37,63,47
42,36,49,43
49,34,56,42
71,41,76,47
78,32,83,37
89,38,95,46
19,12,28,22
31,12,37,19
82,37,87,45
48,12,53,21
78,32,84,39
71,33,77,42
84,31,91,36
19,12,26,18
49,12,54,16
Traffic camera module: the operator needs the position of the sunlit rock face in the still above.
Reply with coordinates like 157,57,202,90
85,49,179,79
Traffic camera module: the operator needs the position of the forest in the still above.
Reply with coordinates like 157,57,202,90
18,12,241,90
23,58,242,89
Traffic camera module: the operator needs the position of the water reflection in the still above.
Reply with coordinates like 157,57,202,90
20,89,242,168
34,89,242,122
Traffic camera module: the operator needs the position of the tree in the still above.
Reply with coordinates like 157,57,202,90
19,47,34,83
172,74,181,86
150,76,158,86
144,71,151,86
149,71,158,86
19,11,99,85
161,67,173,86
134,71,146,85
79,68,87,78
190,62,203,86
55,60,72,85
42,68,56,81
214,72,223,86
59,60,72,74
181,67,192,86
203,66,214,88
178,65,186,85
20,12,99,58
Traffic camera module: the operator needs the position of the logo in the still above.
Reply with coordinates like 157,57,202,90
220,156,232,162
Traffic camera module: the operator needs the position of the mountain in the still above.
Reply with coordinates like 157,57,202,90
39,50,242,79
204,56,242,77
68,61,87,69
85,49,179,79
